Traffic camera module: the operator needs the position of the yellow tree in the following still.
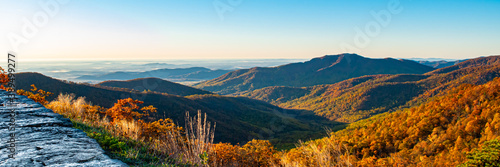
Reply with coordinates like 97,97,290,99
139,118,183,141
241,139,277,166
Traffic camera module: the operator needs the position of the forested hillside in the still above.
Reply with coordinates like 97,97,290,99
77,67,232,82
195,54,434,95
8,55,500,166
283,76,500,166
15,73,341,148
247,55,500,122
417,59,465,68
98,78,212,96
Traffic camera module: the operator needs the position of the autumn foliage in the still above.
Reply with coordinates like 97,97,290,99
140,118,181,141
105,98,157,125
16,84,53,105
41,90,284,166
0,67,9,90
279,77,500,166
27,77,500,166
15,57,500,166
209,139,278,166
248,56,500,123
45,92,216,166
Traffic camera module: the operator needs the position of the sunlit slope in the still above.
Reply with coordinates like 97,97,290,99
247,55,500,122
195,54,434,95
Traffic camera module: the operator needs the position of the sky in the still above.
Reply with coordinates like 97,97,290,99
1,0,500,61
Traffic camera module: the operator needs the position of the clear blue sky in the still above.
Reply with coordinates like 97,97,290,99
1,0,499,60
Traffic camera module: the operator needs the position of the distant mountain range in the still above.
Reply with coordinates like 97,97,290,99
11,53,500,166
14,54,489,149
417,60,466,68
245,55,500,122
76,67,232,83
97,78,212,96
15,73,340,148
194,54,435,95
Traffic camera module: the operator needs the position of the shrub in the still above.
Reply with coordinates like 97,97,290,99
105,98,156,125
0,67,9,90
17,84,53,105
47,93,216,166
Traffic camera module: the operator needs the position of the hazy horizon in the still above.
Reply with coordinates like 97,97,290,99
14,58,307,82
0,54,471,62
1,0,499,61
11,54,470,85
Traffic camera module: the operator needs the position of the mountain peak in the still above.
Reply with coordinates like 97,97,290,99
328,53,362,57
195,54,434,94
313,53,363,61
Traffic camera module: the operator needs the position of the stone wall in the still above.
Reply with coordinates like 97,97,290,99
0,90,127,167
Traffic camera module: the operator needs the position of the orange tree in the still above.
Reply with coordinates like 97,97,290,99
0,67,9,90
16,84,53,105
0,66,52,104
105,98,157,125
104,98,186,142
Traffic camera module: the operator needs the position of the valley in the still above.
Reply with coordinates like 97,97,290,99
14,72,343,149
3,1,497,166
6,54,499,166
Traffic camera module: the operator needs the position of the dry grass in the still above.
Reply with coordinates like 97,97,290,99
185,111,216,164
115,119,140,140
47,93,108,128
45,93,356,166
48,93,85,119
47,93,216,166
156,110,216,166
279,132,352,167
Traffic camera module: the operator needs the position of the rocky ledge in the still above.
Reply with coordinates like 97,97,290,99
0,90,127,167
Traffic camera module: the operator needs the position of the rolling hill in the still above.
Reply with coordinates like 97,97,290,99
246,55,500,123
285,74,500,166
417,59,465,68
97,78,212,96
14,73,341,148
194,53,434,95
76,67,232,83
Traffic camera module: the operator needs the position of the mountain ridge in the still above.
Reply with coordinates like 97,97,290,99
14,72,340,148
246,55,500,123
77,67,232,83
97,77,212,96
195,54,435,95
